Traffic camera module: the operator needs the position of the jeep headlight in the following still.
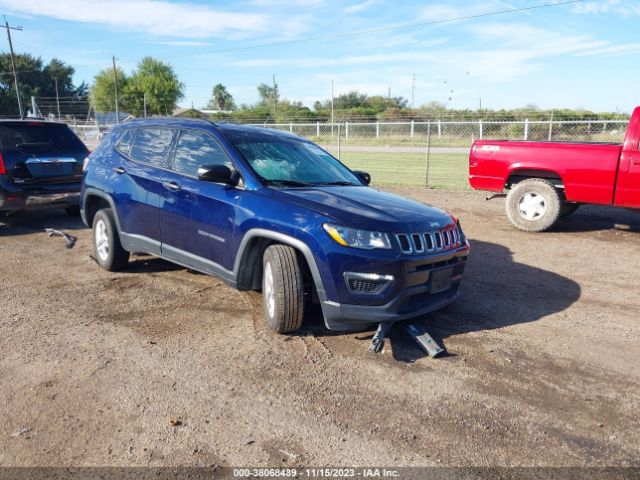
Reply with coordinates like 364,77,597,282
323,224,391,250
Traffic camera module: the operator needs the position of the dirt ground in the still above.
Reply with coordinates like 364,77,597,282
0,187,639,468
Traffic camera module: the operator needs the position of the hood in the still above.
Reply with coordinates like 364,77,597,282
272,186,455,231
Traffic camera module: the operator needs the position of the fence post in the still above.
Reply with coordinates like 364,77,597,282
548,119,553,141
602,122,607,134
289,122,293,133
345,122,349,140
425,121,431,189
337,122,341,160
410,120,414,138
437,120,442,139
524,119,529,140
316,121,320,137
479,119,483,140
376,121,379,139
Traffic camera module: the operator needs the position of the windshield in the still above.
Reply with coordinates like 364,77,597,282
230,134,361,187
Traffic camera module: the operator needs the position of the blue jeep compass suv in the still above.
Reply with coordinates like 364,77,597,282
81,118,469,332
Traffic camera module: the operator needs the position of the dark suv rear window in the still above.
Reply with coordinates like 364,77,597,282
0,122,86,153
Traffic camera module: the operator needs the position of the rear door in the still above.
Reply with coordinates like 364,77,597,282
160,128,241,274
115,127,176,247
0,122,88,186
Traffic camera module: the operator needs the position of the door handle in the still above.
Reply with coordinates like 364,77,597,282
163,181,181,191
113,167,126,174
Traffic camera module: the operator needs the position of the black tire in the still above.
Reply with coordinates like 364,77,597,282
506,178,562,232
65,205,81,217
262,244,305,333
560,202,580,217
92,208,129,271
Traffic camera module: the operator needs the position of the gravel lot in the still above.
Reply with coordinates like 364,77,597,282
0,187,639,468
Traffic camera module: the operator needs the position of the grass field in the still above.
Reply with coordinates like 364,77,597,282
332,151,470,189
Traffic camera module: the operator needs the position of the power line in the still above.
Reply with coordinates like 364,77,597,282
163,0,584,59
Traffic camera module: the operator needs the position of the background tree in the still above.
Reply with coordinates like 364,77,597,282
90,67,128,113
0,53,86,116
123,57,184,116
207,84,235,111
257,82,278,107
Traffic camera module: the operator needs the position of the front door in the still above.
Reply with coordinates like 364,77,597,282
160,128,241,275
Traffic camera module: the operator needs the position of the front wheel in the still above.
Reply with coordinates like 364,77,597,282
92,208,129,271
506,179,561,232
262,244,305,333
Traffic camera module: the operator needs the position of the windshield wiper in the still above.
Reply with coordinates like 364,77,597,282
263,179,314,187
313,181,358,186
16,141,52,147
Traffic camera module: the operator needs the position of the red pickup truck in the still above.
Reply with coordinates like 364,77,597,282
469,106,640,231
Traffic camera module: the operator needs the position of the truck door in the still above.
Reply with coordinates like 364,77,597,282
625,141,640,207
615,120,640,208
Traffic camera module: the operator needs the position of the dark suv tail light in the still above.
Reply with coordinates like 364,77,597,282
0,152,6,175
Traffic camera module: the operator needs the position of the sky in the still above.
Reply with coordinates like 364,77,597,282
0,0,639,113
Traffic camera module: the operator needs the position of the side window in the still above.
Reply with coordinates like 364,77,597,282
129,128,174,168
115,129,135,156
173,129,232,177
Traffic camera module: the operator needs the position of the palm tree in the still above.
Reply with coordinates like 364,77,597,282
209,84,235,111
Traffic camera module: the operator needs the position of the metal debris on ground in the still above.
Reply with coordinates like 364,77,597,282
402,322,445,358
368,321,396,353
45,228,78,249
11,427,29,438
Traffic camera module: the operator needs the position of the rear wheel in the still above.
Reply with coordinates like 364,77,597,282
262,244,305,333
506,179,561,232
92,208,129,271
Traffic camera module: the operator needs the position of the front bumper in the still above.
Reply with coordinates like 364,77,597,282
320,252,467,331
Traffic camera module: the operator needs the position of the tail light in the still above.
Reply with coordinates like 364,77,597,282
469,144,478,167
0,152,6,175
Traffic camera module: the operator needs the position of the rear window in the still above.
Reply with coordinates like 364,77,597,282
129,128,175,168
0,122,86,153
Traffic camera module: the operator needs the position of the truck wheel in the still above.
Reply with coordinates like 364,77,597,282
506,179,561,232
560,202,580,217
92,208,129,271
262,244,305,333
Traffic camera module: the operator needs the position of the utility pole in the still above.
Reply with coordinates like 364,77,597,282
411,73,416,109
54,78,61,119
272,74,278,118
112,56,120,123
387,86,391,105
143,92,147,117
3,16,24,117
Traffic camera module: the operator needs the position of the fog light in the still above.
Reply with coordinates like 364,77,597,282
344,272,394,295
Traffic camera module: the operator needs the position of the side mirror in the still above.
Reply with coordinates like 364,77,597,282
353,170,371,185
197,164,238,186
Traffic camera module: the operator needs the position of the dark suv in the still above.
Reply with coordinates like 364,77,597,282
0,120,89,215
81,118,469,332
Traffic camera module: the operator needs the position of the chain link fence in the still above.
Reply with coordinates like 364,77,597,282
245,119,628,189
61,115,629,190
